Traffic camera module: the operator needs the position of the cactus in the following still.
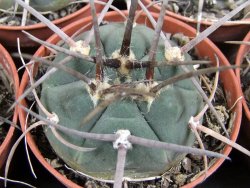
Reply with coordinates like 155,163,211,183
39,22,204,179
0,0,72,12
5,0,250,187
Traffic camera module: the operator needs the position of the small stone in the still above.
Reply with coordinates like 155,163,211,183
172,3,179,13
182,157,192,173
85,181,97,188
8,20,20,26
0,16,9,24
60,10,67,17
50,158,63,168
161,175,171,188
173,174,187,186
48,14,54,21
66,7,72,13
53,13,59,20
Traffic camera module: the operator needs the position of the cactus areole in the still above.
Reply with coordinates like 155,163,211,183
40,23,204,180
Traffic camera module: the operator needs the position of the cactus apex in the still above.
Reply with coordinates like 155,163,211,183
111,50,136,76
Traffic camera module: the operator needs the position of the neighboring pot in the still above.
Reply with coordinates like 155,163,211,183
0,43,19,170
235,31,250,121
18,11,242,187
0,2,105,47
235,31,250,168
141,0,250,42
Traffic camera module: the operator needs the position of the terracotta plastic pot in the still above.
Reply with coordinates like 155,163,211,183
0,2,105,47
18,11,242,187
235,32,250,169
141,0,250,42
235,31,250,121
0,43,19,170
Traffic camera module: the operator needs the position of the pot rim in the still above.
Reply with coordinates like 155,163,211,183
142,0,250,26
235,31,250,121
18,11,242,188
0,43,19,168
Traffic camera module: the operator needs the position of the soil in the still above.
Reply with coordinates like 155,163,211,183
241,52,250,109
0,64,14,145
0,3,85,26
25,36,233,187
161,0,249,21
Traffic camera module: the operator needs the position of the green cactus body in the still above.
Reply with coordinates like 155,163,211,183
0,0,72,12
40,23,204,179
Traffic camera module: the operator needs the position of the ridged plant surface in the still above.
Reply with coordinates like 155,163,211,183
40,23,203,179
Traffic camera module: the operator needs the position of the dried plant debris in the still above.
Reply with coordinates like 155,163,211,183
164,0,250,21
0,122,8,144
0,64,14,144
241,52,250,108
0,3,85,26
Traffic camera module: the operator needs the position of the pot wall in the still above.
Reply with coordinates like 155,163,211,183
235,31,250,122
0,43,19,170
